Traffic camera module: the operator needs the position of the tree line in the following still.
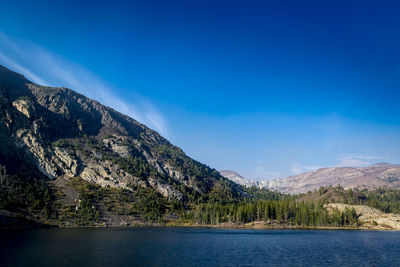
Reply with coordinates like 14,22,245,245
192,199,358,227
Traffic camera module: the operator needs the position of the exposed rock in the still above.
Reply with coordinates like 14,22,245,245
12,98,36,119
15,129,58,179
326,203,400,230
102,137,132,158
79,161,145,190
53,147,80,177
148,177,183,200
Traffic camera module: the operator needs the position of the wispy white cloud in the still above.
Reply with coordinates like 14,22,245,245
337,154,382,167
291,163,324,175
0,31,168,136
0,52,48,85
251,165,283,180
290,155,383,175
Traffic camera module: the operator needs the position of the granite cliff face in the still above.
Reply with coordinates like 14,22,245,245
0,65,237,201
221,163,400,194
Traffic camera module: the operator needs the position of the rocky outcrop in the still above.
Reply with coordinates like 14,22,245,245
53,147,80,177
15,129,59,179
80,162,136,189
148,177,183,200
103,137,132,159
12,98,36,119
326,203,400,230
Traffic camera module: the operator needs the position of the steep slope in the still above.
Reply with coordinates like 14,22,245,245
221,163,400,194
0,64,241,203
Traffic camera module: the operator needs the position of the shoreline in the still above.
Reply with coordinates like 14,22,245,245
2,221,397,231
2,209,399,231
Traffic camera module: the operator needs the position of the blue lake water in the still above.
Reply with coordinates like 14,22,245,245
1,227,400,266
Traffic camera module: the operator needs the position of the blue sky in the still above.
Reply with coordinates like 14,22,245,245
1,0,400,178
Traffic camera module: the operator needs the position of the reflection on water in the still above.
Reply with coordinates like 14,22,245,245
0,228,399,266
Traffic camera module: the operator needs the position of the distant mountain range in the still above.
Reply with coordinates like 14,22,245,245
221,163,400,194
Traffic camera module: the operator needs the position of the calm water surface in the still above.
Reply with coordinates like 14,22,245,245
1,227,400,266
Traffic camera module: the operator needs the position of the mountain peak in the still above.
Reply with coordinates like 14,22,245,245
0,65,241,201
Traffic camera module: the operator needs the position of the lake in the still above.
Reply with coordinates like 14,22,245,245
1,227,400,266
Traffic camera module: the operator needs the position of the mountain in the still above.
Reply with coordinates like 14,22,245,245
2,64,399,230
0,64,242,226
221,163,400,194
219,170,258,188
219,170,269,188
269,163,400,194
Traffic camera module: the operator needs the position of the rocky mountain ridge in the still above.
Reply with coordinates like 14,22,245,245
0,64,240,202
221,163,400,194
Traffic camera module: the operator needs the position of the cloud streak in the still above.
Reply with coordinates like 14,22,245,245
0,52,48,85
0,32,168,136
337,154,382,167
290,155,383,175
251,165,283,180
291,163,324,175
